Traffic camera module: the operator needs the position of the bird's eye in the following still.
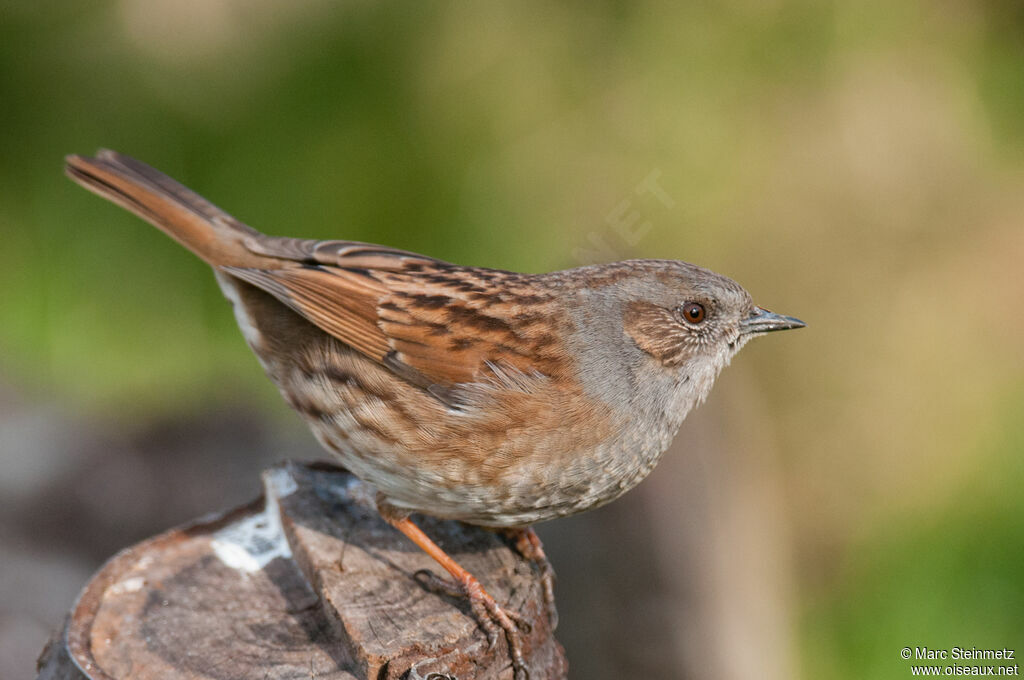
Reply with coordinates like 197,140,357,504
681,302,706,324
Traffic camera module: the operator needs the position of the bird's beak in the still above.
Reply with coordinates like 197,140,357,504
740,307,806,335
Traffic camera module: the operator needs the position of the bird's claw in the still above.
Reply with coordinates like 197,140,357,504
505,527,559,630
413,568,530,679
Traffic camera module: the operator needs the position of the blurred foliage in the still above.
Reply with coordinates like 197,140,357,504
803,393,1024,678
1,1,1022,678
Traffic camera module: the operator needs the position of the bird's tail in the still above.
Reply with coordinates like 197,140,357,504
65,150,278,269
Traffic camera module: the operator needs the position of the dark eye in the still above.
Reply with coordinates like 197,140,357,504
681,302,706,324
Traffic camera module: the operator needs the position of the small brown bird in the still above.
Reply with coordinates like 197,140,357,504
66,150,804,677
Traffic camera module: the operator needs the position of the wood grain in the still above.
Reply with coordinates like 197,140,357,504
37,462,566,680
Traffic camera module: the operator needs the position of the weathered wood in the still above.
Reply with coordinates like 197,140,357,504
37,461,566,680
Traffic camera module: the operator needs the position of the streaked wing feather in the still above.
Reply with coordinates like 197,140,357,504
243,235,444,270
221,254,560,401
222,265,392,361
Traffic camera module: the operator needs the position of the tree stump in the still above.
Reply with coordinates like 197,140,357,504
36,461,567,680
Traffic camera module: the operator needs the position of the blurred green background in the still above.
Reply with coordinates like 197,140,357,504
2,1,1022,678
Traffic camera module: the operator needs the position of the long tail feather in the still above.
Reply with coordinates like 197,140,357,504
65,150,277,269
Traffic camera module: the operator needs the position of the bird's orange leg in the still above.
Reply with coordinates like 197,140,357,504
503,527,557,629
382,514,530,679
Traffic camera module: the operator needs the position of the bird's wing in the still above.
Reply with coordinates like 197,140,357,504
222,240,566,401
65,149,563,398
242,235,445,272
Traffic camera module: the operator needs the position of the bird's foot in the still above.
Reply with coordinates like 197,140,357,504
379,512,532,679
504,527,558,630
414,568,531,679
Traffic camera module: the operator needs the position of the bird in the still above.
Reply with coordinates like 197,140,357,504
65,150,805,678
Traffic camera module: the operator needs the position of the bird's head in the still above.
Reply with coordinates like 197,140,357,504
618,259,804,391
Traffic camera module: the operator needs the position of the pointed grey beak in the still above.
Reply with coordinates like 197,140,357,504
740,307,806,335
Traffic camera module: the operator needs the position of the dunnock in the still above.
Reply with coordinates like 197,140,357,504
66,150,804,678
